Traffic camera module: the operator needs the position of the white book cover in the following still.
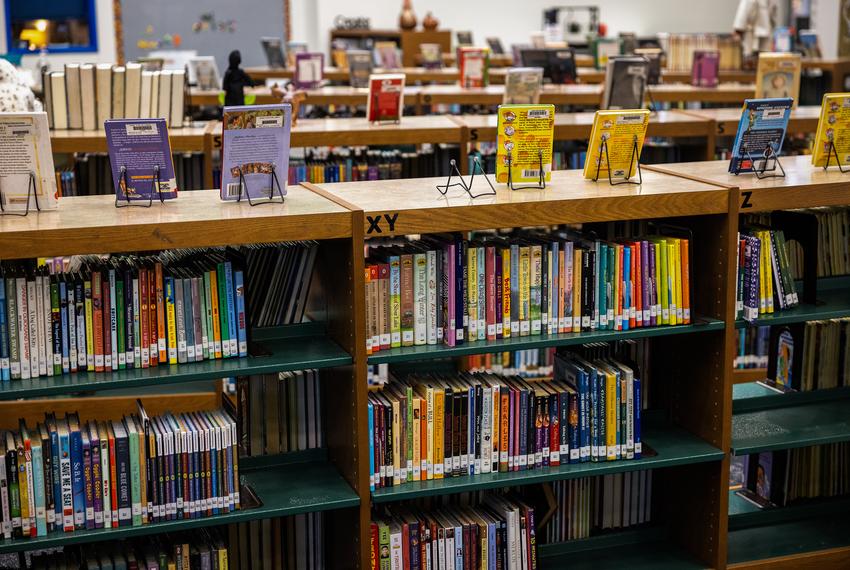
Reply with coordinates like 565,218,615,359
111,66,125,119
124,63,142,118
149,71,160,118
79,64,96,130
64,64,82,129
158,70,172,124
0,113,58,211
170,69,185,127
95,63,112,127
49,72,66,129
139,71,153,119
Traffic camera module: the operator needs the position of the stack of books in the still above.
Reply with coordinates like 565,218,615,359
44,63,186,130
365,230,692,354
661,33,742,72
371,495,536,569
228,513,325,569
736,229,800,321
0,401,238,539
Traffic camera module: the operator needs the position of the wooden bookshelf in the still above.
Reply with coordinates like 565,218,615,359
680,105,821,138
245,66,463,84
187,86,279,107
733,368,767,384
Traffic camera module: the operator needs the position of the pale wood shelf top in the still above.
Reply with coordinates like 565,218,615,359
50,123,210,153
681,105,821,134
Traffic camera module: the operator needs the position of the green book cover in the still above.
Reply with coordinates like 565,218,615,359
598,243,608,330
116,279,126,369
50,281,61,375
197,277,209,360
203,272,215,359
216,264,230,357
126,418,142,526
133,277,142,369
378,522,391,570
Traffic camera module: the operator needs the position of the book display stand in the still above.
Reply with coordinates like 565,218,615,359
822,140,849,173
235,164,286,206
732,144,786,180
436,156,496,198
505,149,546,190
114,165,165,208
0,171,41,217
592,136,643,186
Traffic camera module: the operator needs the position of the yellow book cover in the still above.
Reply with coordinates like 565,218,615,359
495,104,555,185
572,248,582,333
433,388,444,479
364,267,373,354
412,397,421,481
613,244,621,330
755,52,802,108
761,232,775,313
84,279,94,368
758,232,768,314
651,239,669,325
467,247,478,341
812,93,850,167
208,270,222,359
672,239,684,324
423,386,434,480
501,248,511,337
667,242,678,325
519,246,531,335
583,110,650,180
605,369,617,460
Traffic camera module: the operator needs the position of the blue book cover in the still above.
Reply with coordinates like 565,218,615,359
68,417,85,529
48,419,61,525
622,246,631,331
597,363,606,461
112,420,131,526
30,434,46,536
728,98,793,174
589,360,599,461
0,277,8,381
220,104,291,201
104,119,178,200
234,270,247,357
224,262,238,356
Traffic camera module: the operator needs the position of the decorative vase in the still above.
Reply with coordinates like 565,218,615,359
422,11,439,31
399,0,417,31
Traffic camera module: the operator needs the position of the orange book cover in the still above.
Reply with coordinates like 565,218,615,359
92,271,104,372
499,389,510,472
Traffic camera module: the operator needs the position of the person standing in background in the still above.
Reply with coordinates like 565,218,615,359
734,0,779,56
222,50,256,107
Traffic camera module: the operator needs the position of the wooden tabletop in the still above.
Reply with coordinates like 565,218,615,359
647,155,850,212
307,168,730,237
187,87,280,107
50,123,211,153
680,105,821,136
0,187,351,260
646,83,754,104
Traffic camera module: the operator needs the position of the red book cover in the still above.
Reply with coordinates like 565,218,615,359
148,269,158,366
101,275,112,370
367,73,405,123
485,245,496,340
370,522,379,570
617,245,624,331
458,47,490,88
633,241,642,327
155,263,167,363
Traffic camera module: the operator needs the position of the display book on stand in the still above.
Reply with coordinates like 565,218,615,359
0,112,58,215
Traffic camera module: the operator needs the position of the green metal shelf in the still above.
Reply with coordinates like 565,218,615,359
727,490,763,517
733,383,850,414
732,397,850,455
727,497,850,565
0,333,351,401
371,424,723,503
367,317,725,365
735,278,850,329
539,527,704,569
0,458,359,554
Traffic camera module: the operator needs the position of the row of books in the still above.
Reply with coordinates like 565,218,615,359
659,33,742,71
798,318,850,391
56,153,207,197
0,403,239,540
734,326,770,369
43,63,186,131
546,471,653,543
29,528,230,569
737,442,850,508
460,348,555,379
371,494,536,570
787,207,850,279
286,146,461,185
736,229,799,322
364,230,692,354
367,345,644,490
236,370,323,457
228,513,325,570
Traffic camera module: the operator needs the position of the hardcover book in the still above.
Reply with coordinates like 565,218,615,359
0,112,58,211
691,50,720,87
260,36,286,68
494,104,555,184
347,50,373,88
728,98,793,174
503,68,544,104
294,52,324,89
755,52,802,108
602,56,649,110
583,110,650,181
459,47,490,88
367,74,405,123
104,118,178,200
811,93,850,168
221,104,291,201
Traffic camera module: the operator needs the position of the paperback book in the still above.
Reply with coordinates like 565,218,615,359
584,109,650,181
294,53,324,89
347,49,373,88
728,98,793,174
374,42,401,69
261,36,286,68
188,56,220,90
0,112,58,211
519,48,577,84
419,43,443,69
104,118,178,200
503,68,544,104
691,50,720,87
221,104,291,201
811,93,850,168
602,56,649,110
494,104,555,185
366,74,405,123
755,52,802,107
458,47,490,88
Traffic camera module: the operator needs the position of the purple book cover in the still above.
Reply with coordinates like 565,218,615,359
89,423,103,529
641,240,650,325
691,50,719,87
648,242,657,327
220,104,291,201
294,52,324,89
104,119,178,200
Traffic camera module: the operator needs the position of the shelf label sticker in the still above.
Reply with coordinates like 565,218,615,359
366,212,399,234
740,190,753,209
